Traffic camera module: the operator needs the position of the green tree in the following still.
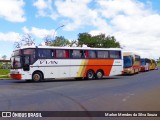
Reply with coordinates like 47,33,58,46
78,33,120,48
50,36,70,47
2,55,7,60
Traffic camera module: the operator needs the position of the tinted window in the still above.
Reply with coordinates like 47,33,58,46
135,55,140,61
71,50,83,58
123,56,133,68
38,49,53,59
56,50,69,58
110,51,121,59
23,49,36,64
23,49,35,55
141,59,146,65
88,50,96,58
11,56,22,68
97,51,109,58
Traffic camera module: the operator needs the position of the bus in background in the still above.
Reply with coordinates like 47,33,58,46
123,52,141,74
150,59,158,70
10,46,123,82
140,58,151,72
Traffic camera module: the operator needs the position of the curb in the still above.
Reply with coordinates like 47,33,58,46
0,78,11,80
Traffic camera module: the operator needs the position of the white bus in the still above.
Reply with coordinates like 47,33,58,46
10,46,123,82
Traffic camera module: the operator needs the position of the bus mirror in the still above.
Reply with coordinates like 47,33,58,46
23,64,30,71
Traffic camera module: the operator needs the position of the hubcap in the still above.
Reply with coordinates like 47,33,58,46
97,72,102,78
33,74,40,81
88,72,93,79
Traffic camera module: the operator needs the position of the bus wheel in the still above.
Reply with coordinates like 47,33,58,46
32,72,42,82
96,70,103,79
86,70,95,80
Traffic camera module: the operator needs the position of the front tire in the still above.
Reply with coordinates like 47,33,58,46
32,72,43,82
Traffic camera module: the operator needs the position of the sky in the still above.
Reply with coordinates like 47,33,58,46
0,0,160,59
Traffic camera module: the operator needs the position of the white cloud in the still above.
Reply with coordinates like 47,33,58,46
0,32,20,41
92,0,160,59
22,26,56,39
33,0,58,19
32,0,160,58
54,0,112,32
0,0,26,22
33,0,48,10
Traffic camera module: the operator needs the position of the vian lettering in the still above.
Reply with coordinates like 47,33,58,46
40,60,58,64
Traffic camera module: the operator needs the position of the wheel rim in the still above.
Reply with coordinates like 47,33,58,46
33,74,40,81
97,71,102,78
88,71,93,79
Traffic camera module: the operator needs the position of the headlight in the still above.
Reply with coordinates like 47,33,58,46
127,68,131,71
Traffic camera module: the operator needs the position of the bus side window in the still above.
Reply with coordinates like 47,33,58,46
97,51,109,58
56,50,66,58
38,49,52,59
71,50,83,58
110,51,121,59
88,50,96,58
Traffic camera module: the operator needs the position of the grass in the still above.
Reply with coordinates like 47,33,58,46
0,69,10,75
0,75,10,78
157,61,160,67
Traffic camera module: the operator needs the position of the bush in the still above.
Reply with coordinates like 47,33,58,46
0,69,10,75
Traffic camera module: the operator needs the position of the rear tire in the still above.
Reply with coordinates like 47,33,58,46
32,72,43,82
86,70,95,80
96,70,103,79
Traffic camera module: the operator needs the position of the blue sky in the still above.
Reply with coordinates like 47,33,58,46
0,0,160,59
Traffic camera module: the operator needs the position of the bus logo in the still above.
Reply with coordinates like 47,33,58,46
40,60,58,65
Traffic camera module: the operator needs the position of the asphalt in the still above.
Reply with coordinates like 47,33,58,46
0,68,160,120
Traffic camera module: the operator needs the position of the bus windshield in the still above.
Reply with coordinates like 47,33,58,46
123,56,133,68
11,56,22,69
141,59,146,65
11,48,36,69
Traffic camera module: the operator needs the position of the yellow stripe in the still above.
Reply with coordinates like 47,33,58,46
80,60,88,77
77,60,88,77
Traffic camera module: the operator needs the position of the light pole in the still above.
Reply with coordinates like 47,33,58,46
45,25,65,46
53,25,65,40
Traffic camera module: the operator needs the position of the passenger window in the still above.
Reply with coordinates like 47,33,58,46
88,50,96,58
56,50,66,58
38,49,53,59
110,51,121,59
71,50,83,58
97,51,109,58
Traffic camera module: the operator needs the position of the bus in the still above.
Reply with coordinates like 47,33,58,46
10,46,123,82
150,59,157,70
140,58,151,72
123,52,141,74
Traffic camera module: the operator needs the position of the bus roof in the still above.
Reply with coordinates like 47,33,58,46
14,45,122,51
123,52,140,56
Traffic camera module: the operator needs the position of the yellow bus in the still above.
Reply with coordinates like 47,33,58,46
150,59,157,70
123,52,141,74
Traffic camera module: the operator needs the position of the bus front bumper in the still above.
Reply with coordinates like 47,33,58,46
10,73,22,80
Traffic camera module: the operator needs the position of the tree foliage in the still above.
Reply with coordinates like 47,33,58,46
50,36,70,47
44,32,120,48
78,33,120,48
14,34,35,48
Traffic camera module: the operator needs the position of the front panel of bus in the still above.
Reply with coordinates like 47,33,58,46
123,55,134,74
10,48,36,80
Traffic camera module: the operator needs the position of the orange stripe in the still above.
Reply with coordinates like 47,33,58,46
83,59,114,77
